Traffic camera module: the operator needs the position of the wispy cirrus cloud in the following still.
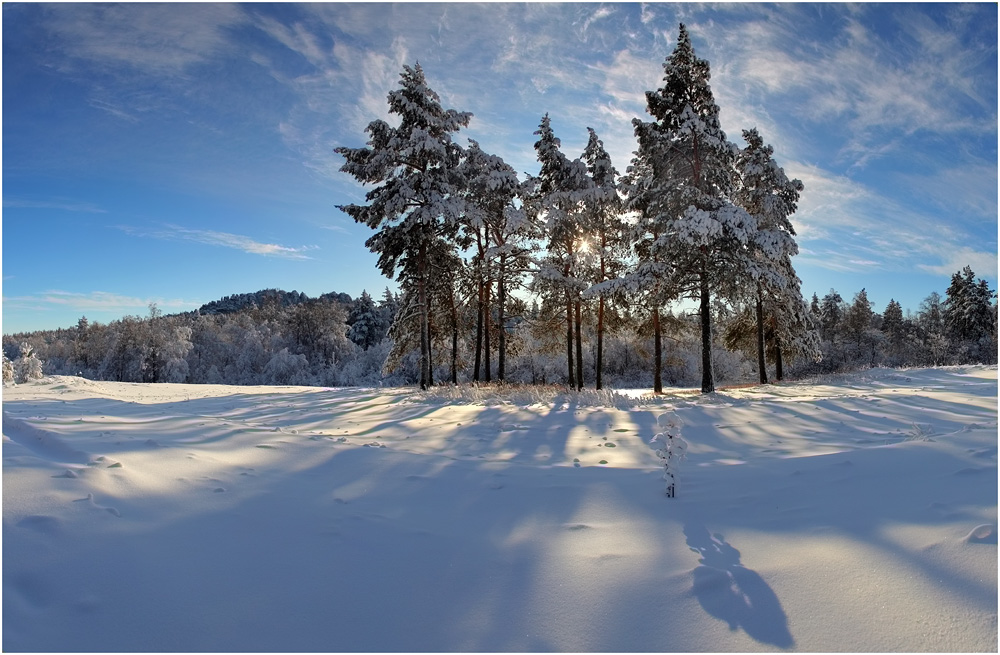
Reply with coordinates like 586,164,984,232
3,290,198,314
118,224,317,260
917,248,999,278
41,3,246,77
790,161,997,278
702,4,996,168
4,198,107,213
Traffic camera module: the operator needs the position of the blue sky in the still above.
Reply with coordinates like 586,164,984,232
3,2,997,334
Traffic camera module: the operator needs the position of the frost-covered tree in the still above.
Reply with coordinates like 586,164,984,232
526,114,591,389
580,127,628,390
881,298,905,362
336,63,472,389
944,266,996,363
2,352,14,384
14,342,44,383
733,128,818,382
819,290,845,343
347,291,390,351
460,140,536,382
628,24,757,393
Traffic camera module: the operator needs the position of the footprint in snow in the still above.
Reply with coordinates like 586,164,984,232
51,469,80,479
73,493,121,517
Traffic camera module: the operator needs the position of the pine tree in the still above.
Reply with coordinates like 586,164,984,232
819,290,844,343
882,299,904,347
734,128,818,382
944,266,997,363
2,352,14,384
628,24,757,393
336,63,472,389
347,291,389,350
580,127,627,390
460,140,537,382
526,114,590,389
14,342,44,383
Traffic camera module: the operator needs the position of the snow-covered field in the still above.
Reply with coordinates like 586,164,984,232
3,367,996,652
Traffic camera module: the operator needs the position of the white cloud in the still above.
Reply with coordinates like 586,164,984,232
700,5,996,168
917,248,999,279
788,161,997,278
119,224,317,260
43,3,246,76
3,199,106,213
4,291,197,313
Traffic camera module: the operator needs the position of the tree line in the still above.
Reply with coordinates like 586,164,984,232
3,266,995,390
4,25,996,390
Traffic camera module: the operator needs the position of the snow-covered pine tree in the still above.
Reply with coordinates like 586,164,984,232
945,266,997,363
3,351,15,384
347,291,388,351
580,128,628,390
14,342,44,383
525,114,591,390
628,24,759,393
881,299,906,363
336,63,472,389
614,151,675,393
819,290,845,344
460,140,537,382
651,412,687,497
734,128,819,382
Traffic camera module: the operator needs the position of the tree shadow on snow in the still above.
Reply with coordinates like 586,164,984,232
684,523,794,649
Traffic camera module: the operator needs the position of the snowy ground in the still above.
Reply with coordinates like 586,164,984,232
3,367,996,652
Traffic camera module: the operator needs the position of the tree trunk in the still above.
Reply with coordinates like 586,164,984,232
756,283,768,384
474,276,483,382
566,292,574,387
775,338,784,381
575,296,584,391
700,267,714,394
484,281,491,383
498,253,507,382
418,241,430,390
426,289,434,388
450,287,458,385
596,296,605,390
653,306,662,394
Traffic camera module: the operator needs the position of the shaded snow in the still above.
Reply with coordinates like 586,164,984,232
2,367,996,651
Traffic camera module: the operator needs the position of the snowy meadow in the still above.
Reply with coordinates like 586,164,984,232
3,366,997,652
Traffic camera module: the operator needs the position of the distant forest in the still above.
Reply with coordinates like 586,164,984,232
3,266,996,390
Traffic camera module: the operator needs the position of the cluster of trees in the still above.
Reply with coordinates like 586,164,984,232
4,26,995,391
805,266,997,373
337,25,820,392
3,290,399,388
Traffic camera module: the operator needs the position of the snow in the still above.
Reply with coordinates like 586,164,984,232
3,367,997,651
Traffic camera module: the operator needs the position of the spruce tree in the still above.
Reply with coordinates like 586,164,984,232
580,128,627,390
526,114,590,389
734,128,818,382
460,140,537,382
336,63,471,389
628,24,757,393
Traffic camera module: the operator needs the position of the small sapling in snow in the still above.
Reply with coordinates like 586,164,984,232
651,412,687,497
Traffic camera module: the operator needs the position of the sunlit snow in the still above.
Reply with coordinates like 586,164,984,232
3,367,996,651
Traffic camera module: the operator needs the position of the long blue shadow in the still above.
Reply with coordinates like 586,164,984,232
684,523,794,649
